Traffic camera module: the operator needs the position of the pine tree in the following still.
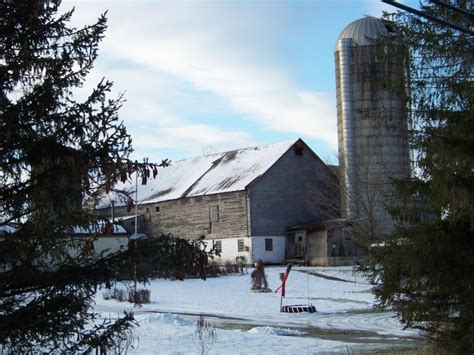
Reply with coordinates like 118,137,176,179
0,1,208,352
367,2,474,352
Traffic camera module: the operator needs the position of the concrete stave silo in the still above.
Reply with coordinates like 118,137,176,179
335,16,411,237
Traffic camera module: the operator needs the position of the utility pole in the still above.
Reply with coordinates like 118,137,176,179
133,167,138,295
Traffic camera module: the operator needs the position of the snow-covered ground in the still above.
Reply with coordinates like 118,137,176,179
94,266,423,354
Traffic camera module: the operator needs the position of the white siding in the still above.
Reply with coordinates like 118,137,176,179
66,235,129,258
251,236,286,264
93,236,129,255
207,237,251,265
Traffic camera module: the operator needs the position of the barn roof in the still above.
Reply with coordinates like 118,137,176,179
98,139,301,208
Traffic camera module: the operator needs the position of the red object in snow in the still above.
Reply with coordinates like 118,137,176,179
275,264,292,297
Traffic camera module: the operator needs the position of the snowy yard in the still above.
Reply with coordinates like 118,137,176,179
95,266,423,354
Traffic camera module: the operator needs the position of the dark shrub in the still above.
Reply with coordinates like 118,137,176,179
128,288,151,304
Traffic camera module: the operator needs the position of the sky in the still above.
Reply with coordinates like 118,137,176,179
62,0,398,164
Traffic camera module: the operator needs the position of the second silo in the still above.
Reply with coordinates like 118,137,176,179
335,16,411,236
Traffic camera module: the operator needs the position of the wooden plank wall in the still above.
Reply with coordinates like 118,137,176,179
107,191,249,240
249,144,334,236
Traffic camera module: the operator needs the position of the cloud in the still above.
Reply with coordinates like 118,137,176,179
81,62,257,158
133,124,256,154
64,1,338,159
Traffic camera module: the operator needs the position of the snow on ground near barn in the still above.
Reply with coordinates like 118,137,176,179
94,266,423,354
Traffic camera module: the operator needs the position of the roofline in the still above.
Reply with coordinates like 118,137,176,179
166,139,299,165
97,138,330,208
143,138,301,202
243,138,300,191
95,189,248,209
245,138,338,191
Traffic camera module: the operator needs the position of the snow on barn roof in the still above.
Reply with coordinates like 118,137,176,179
99,139,300,208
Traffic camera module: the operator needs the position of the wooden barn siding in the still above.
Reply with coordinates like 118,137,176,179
248,146,331,236
105,191,249,240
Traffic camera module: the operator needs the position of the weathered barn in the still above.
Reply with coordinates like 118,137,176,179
97,139,338,265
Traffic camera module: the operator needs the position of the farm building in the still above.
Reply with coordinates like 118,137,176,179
66,222,130,257
287,219,361,266
97,139,344,265
0,222,130,261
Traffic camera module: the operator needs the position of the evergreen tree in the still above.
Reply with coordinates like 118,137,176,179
0,1,208,352
367,1,474,352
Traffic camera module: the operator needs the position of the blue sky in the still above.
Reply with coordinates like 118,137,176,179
63,0,400,164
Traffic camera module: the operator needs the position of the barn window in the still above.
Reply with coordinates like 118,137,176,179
265,238,273,251
237,239,244,252
209,206,219,223
294,147,303,156
214,240,222,253
155,205,160,213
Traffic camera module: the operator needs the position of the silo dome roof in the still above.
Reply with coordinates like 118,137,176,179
335,16,391,50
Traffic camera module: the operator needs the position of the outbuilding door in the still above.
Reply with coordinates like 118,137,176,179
295,231,306,258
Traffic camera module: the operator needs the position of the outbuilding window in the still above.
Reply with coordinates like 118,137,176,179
265,238,273,251
155,205,160,213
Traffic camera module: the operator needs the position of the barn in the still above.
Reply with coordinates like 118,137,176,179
97,139,339,265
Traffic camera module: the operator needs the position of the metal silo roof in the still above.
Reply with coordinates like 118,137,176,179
335,16,390,50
